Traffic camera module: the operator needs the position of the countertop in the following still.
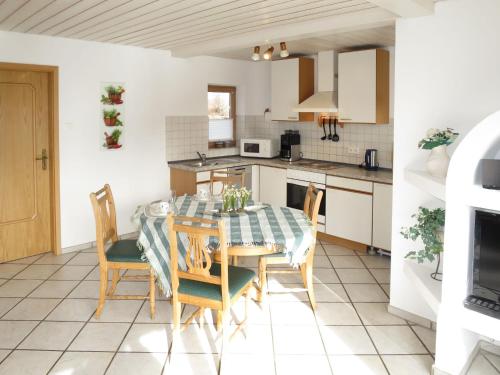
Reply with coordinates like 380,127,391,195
168,156,392,184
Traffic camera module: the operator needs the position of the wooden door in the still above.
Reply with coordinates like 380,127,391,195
0,69,52,262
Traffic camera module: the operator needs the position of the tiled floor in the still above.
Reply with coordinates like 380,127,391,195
0,241,436,375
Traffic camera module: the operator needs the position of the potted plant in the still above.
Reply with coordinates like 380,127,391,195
101,85,125,105
419,128,459,178
222,186,251,212
104,129,122,149
103,109,122,126
401,206,445,280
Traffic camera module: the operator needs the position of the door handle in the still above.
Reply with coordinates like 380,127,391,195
36,149,48,170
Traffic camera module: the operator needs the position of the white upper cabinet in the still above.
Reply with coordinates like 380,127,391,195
338,49,389,124
271,58,314,122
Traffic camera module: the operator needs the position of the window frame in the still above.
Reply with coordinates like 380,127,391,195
208,85,236,149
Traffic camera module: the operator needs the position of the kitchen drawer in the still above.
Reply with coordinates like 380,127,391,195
326,176,373,193
287,169,325,184
196,168,226,183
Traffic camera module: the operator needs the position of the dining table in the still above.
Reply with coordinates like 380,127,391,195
132,194,315,298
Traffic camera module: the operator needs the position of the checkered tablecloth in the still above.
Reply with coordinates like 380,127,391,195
134,195,314,296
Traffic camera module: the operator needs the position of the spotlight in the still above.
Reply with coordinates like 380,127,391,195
263,46,274,60
251,46,260,61
280,42,289,58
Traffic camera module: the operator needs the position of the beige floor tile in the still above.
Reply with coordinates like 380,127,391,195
7,254,43,265
269,283,311,302
13,264,61,280
46,298,97,321
313,256,333,268
84,266,123,281
366,326,427,355
270,301,316,325
382,355,434,375
220,354,275,375
273,325,325,355
314,283,350,303
0,351,9,362
67,280,100,298
360,255,391,269
49,351,113,375
275,354,332,375
0,280,6,287
49,265,94,281
69,322,130,351
337,269,377,283
329,355,388,375
90,300,143,322
28,280,79,298
0,350,62,375
381,284,390,295
314,244,326,255
230,298,271,325
329,256,366,269
320,326,376,355
181,304,217,325
34,252,77,265
344,284,389,303
0,321,38,348
136,300,173,323
19,321,84,350
165,353,219,375
354,303,406,325
225,324,273,354
81,247,97,253
115,281,150,296
119,323,171,353
67,253,99,266
313,268,341,283
322,244,357,256
171,324,222,354
0,264,28,278
0,298,21,317
2,298,60,320
0,279,43,297
107,352,167,375
269,272,304,284
370,269,391,283
315,302,362,325
412,326,436,353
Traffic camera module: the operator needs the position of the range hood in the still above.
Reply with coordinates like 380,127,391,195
293,50,338,113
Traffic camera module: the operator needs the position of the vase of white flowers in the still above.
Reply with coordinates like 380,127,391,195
418,128,459,178
222,186,251,213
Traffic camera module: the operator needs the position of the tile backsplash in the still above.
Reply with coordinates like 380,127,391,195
166,115,393,168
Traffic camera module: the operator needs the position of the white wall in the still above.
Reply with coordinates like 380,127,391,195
391,0,500,323
0,31,270,249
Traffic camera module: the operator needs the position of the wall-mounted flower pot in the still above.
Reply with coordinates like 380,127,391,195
109,93,123,105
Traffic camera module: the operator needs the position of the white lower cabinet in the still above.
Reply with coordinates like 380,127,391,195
259,166,287,206
372,183,393,251
326,186,373,245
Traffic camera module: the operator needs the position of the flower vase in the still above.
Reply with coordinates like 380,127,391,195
426,145,450,178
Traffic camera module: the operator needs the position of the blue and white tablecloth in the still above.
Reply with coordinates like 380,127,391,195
134,195,314,296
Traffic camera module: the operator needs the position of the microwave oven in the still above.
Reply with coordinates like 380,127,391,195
240,138,279,158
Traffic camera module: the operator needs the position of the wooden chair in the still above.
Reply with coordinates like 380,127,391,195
209,170,245,195
167,213,255,339
258,184,323,310
90,184,156,318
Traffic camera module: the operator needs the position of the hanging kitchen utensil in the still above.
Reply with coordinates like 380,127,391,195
321,117,327,140
328,117,332,140
332,117,340,142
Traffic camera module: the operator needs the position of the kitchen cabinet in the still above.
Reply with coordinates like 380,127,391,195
325,177,373,245
338,49,389,124
259,166,286,206
271,57,314,122
372,183,392,251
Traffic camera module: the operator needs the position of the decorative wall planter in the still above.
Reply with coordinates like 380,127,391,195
101,82,125,150
426,145,450,178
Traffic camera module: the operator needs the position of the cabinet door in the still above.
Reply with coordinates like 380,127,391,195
326,187,373,245
271,59,299,121
338,50,376,123
372,183,392,251
259,166,286,206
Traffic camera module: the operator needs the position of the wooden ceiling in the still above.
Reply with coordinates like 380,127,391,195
0,0,431,58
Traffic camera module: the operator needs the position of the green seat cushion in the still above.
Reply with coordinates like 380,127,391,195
106,240,146,263
178,263,255,301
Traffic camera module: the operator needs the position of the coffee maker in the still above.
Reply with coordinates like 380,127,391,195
280,130,302,162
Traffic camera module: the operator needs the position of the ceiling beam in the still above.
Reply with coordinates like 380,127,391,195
366,0,434,17
170,7,396,57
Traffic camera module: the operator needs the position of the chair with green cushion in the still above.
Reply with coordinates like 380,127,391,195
167,213,255,339
90,184,156,319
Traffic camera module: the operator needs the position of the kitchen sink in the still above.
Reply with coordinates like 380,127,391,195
188,161,219,167
187,158,241,168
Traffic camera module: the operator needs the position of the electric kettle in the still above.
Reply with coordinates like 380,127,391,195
362,149,379,171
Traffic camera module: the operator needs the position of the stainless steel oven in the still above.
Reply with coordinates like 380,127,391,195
286,178,326,225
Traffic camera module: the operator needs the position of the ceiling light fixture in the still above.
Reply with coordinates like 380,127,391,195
263,46,274,60
280,42,289,58
251,46,260,61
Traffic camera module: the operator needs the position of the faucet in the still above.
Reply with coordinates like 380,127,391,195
196,151,207,165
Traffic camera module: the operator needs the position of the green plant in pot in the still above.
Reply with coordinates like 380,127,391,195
103,129,122,149
104,85,125,104
103,108,122,126
401,207,445,281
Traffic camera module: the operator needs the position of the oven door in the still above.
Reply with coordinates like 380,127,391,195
286,178,326,224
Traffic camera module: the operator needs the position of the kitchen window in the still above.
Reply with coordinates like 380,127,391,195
208,85,236,148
